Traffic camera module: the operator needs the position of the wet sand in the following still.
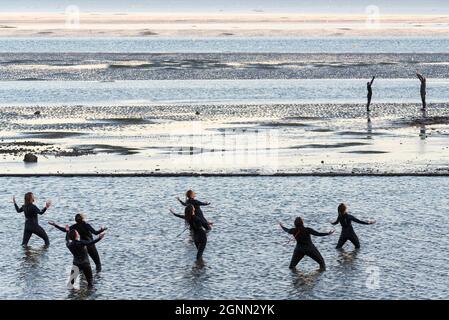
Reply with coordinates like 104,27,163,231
1,102,449,175
1,13,449,37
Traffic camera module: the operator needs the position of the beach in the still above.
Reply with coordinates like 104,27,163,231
0,7,448,303
0,38,449,174
1,13,449,37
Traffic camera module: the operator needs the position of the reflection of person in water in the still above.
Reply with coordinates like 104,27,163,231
366,76,375,112
416,72,427,110
419,108,428,140
366,112,373,138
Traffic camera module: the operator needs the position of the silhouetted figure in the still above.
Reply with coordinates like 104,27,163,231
416,72,426,110
366,76,375,112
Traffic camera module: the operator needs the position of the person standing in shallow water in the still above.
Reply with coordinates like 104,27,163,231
279,217,334,271
49,213,107,272
366,76,375,112
65,225,105,288
13,192,52,247
170,205,211,261
177,190,211,231
416,71,427,110
331,203,375,249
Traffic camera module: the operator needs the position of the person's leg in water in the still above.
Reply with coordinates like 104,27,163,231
421,94,426,110
289,248,305,269
336,234,348,249
87,244,102,272
195,237,207,261
367,93,372,112
79,263,94,287
306,247,326,271
347,232,361,249
32,225,50,246
22,228,33,246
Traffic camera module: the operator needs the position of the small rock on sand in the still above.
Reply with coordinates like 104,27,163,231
23,153,38,163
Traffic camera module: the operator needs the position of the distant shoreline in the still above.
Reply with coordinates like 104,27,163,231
0,13,449,37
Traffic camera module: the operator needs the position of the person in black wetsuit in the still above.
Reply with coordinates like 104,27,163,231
177,190,211,231
13,192,52,247
331,203,375,249
170,205,211,261
65,225,105,288
49,213,107,272
279,217,334,271
366,76,375,112
416,71,427,110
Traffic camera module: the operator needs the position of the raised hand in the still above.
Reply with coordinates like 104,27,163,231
12,196,16,204
45,200,52,209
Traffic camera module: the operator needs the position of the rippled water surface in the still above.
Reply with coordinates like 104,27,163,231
1,37,449,53
0,79,448,106
1,176,448,299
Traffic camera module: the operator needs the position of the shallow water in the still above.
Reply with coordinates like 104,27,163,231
0,79,448,106
1,37,449,53
1,176,448,299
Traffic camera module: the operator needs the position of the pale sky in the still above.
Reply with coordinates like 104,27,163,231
0,0,446,14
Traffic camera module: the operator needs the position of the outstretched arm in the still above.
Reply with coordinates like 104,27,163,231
308,228,334,237
86,223,107,235
331,215,340,225
370,76,375,85
80,234,104,246
349,215,371,225
170,209,186,220
177,197,187,206
192,199,210,206
416,73,424,82
279,222,295,235
13,196,24,213
48,221,67,232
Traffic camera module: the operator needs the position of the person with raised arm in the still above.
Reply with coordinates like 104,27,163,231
49,213,107,272
416,71,427,110
331,203,375,249
366,76,375,112
65,225,105,288
177,190,211,230
13,192,51,247
170,205,211,261
279,217,334,271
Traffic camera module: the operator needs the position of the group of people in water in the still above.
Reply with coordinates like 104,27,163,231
13,189,375,288
169,191,376,271
366,71,427,112
13,192,107,287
